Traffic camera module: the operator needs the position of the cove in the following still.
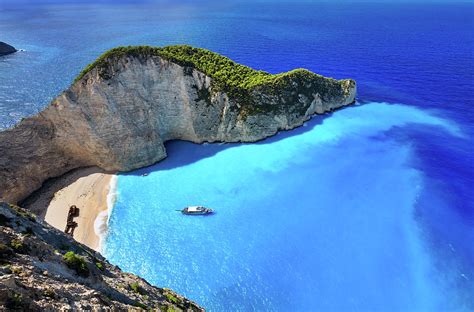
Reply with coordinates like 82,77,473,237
104,102,471,311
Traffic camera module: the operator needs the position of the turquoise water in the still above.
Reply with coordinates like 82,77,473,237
1,1,473,310
105,103,472,311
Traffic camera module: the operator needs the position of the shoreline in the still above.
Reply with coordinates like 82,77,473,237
26,167,117,252
95,175,118,252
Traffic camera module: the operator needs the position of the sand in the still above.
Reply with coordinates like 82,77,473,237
41,169,116,251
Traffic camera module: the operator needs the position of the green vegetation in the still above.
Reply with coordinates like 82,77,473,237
130,281,143,295
95,261,104,271
134,301,148,309
43,288,55,298
164,292,178,304
10,265,22,275
73,45,352,119
75,45,325,90
10,239,25,252
63,251,89,277
8,204,36,222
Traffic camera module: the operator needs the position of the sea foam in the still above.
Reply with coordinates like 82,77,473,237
94,175,118,253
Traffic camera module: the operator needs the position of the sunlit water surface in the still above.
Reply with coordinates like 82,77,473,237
1,1,473,310
105,103,473,311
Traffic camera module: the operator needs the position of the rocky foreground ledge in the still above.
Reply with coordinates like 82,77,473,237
0,202,203,311
0,45,356,204
0,42,17,56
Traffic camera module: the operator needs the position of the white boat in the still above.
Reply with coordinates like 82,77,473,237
180,206,213,215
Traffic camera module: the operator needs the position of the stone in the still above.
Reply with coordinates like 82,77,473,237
0,47,356,204
0,42,17,56
0,202,203,311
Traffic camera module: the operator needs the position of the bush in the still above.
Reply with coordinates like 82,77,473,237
10,239,25,252
63,251,89,277
74,45,330,98
134,301,147,309
8,204,36,222
164,292,178,304
130,282,141,294
95,261,104,271
43,288,55,298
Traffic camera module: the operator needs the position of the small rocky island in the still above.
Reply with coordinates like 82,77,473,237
0,42,17,56
0,45,356,204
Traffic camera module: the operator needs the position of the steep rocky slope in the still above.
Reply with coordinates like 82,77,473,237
0,202,203,311
0,45,356,203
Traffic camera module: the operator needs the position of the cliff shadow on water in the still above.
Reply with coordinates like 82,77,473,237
122,110,331,176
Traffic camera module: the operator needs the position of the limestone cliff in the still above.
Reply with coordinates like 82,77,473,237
0,202,203,311
0,45,356,203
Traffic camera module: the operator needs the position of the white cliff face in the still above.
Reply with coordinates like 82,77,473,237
0,54,356,203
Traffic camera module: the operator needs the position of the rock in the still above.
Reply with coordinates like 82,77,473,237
0,45,356,203
0,42,17,56
0,202,203,311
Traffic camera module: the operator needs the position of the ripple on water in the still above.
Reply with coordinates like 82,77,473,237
104,103,473,311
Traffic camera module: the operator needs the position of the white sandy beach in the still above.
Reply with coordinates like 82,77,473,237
43,170,116,251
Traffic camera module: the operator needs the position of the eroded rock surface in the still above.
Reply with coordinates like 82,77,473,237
0,47,356,203
0,202,203,311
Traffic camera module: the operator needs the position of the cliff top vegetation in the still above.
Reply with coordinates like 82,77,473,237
74,45,344,93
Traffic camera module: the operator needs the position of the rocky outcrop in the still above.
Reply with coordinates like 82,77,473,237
0,45,356,203
0,202,203,311
0,42,17,56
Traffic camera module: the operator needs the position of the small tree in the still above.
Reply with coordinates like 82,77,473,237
63,251,89,277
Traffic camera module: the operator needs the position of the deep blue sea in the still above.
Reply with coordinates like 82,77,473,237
1,1,473,311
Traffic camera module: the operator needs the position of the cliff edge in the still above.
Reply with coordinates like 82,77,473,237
0,45,356,203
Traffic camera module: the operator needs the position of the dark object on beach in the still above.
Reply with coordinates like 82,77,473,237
65,221,78,236
68,205,79,218
64,205,80,236
0,42,17,56
179,206,213,215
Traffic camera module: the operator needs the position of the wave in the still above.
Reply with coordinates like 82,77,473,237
94,174,118,253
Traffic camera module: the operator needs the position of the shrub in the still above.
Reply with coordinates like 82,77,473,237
130,282,141,294
73,45,339,110
95,261,104,271
11,265,22,275
164,292,178,304
10,239,24,252
63,251,89,277
8,204,36,222
134,301,147,309
43,288,55,298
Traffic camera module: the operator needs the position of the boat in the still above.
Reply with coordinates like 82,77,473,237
180,206,213,215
